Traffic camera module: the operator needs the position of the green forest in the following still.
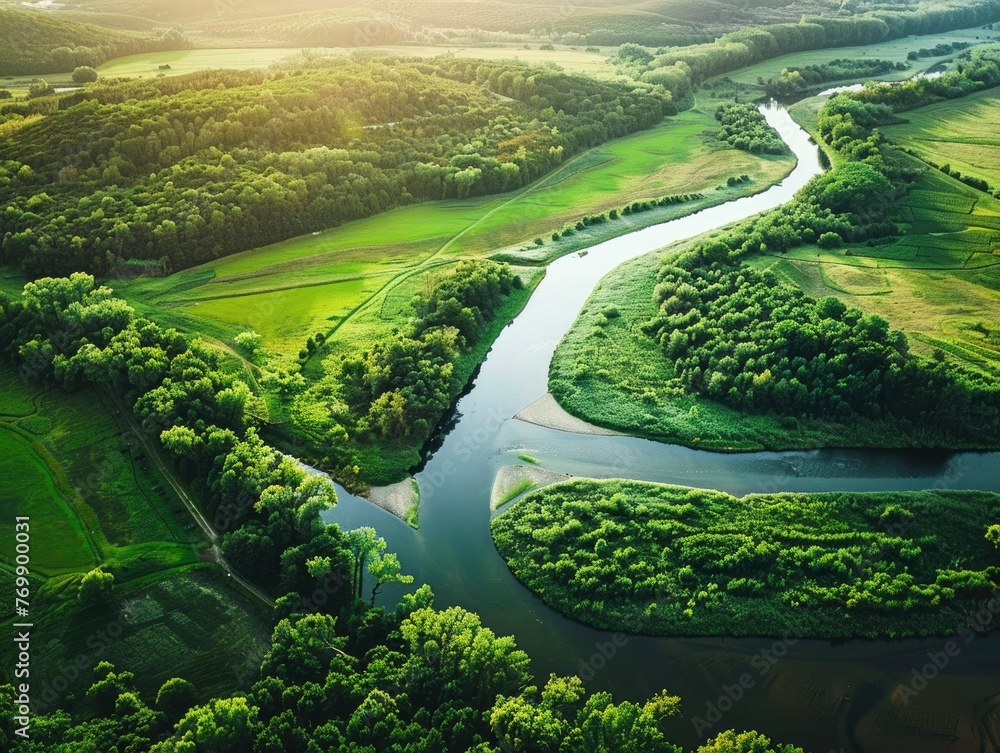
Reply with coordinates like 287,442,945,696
0,56,671,277
492,479,1000,638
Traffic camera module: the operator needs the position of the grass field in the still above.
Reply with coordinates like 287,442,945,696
0,363,271,711
114,102,794,360
882,87,1000,189
0,365,201,573
721,25,999,88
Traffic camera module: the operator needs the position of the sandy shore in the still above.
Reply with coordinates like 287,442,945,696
513,393,622,436
364,477,418,524
491,464,572,510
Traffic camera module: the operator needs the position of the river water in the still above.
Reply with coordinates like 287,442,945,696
325,104,1000,752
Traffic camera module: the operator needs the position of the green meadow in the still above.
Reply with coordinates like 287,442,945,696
882,87,1000,188
117,102,794,359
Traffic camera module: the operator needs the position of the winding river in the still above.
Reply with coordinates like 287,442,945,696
325,104,1000,752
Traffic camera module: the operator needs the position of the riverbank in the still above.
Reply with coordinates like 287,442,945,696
513,393,622,436
364,477,420,528
490,464,572,510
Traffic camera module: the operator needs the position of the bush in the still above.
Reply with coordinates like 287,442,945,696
78,569,115,604
27,78,54,98
72,66,99,84
817,231,842,249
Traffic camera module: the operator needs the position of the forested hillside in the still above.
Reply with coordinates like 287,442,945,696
0,55,671,277
5,2,996,282
0,7,189,76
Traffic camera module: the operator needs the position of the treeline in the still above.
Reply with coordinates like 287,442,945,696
908,40,974,59
648,0,1000,84
762,58,909,98
0,276,804,753
492,479,1000,638
551,191,706,241
715,103,788,154
0,56,672,278
290,261,522,481
0,8,190,76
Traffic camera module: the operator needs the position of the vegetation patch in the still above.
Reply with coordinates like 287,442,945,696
492,478,1000,638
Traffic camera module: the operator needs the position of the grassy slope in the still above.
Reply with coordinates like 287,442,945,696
492,478,1000,638
0,365,270,709
115,102,794,359
882,87,1000,188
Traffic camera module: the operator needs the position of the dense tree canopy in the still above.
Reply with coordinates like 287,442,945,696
493,480,1000,638
0,56,672,277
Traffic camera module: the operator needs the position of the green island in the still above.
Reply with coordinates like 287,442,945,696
4,0,1000,750
492,478,1000,638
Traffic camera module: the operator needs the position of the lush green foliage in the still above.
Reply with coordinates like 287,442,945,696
0,56,670,277
2,584,730,752
714,103,787,154
493,479,1000,638
762,57,909,97
0,8,189,76
0,278,796,753
288,261,523,483
649,1,1000,84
